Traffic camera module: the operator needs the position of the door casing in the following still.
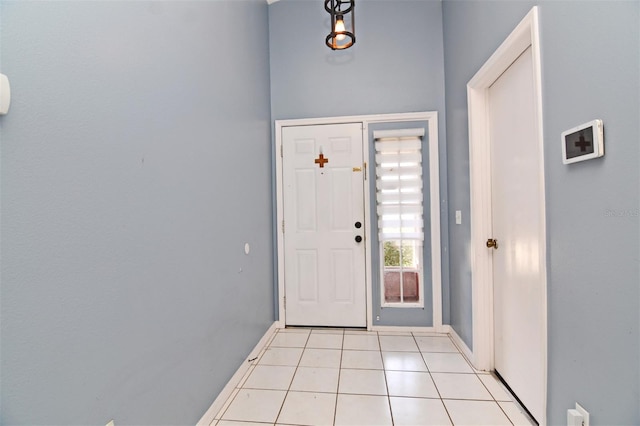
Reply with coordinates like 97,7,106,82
467,6,547,424
275,112,441,331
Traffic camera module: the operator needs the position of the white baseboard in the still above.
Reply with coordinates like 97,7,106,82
371,325,442,333
442,325,478,369
197,321,280,426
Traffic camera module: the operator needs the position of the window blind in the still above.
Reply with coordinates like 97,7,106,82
374,128,425,241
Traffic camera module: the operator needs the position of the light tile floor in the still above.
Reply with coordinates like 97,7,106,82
212,328,535,426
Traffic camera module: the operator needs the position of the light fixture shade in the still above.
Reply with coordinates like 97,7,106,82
325,0,355,50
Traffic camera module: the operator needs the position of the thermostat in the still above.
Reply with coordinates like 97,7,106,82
561,119,604,164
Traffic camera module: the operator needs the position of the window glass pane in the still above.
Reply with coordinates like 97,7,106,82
400,241,415,267
402,271,420,302
383,241,401,267
383,271,420,304
384,271,401,303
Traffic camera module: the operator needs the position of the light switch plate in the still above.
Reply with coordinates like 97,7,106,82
0,74,10,115
575,403,589,426
567,409,582,426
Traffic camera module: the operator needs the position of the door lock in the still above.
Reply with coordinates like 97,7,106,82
486,238,498,249
355,235,363,243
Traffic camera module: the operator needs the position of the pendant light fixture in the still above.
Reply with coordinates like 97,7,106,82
325,0,355,50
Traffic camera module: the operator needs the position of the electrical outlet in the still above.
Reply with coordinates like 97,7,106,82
575,403,589,426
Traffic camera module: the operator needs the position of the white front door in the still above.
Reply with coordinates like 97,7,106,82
282,123,367,327
488,46,545,422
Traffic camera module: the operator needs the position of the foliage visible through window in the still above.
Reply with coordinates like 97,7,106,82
384,241,414,267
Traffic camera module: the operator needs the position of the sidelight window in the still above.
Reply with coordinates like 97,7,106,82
374,129,425,307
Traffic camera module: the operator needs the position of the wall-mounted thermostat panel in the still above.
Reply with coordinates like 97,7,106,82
0,74,10,115
561,119,604,164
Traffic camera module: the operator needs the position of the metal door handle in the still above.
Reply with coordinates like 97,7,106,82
355,235,363,243
486,238,498,249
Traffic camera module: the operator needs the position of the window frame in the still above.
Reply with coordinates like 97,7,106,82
380,240,424,307
374,129,426,308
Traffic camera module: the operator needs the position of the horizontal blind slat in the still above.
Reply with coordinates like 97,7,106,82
377,180,423,191
377,205,423,216
375,139,422,152
373,128,425,139
377,194,423,204
375,152,422,164
375,165,423,177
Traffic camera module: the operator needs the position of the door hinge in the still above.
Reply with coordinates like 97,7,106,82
282,220,285,233
283,296,286,310
280,144,283,158
363,162,367,180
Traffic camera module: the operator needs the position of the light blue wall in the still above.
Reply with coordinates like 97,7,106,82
269,0,450,327
3,1,637,424
0,1,273,424
442,1,640,424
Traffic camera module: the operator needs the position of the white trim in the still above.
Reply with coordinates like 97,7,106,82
362,123,374,330
427,114,442,331
197,322,279,426
467,6,547,424
442,325,474,366
275,112,441,332
375,131,426,308
373,128,425,139
371,325,440,333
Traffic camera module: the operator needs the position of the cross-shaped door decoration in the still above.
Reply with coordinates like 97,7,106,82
314,152,329,168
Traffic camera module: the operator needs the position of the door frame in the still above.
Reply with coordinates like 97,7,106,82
275,112,441,331
467,6,547,423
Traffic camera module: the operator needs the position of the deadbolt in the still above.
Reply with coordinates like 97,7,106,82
355,221,362,229
486,238,498,249
355,235,363,243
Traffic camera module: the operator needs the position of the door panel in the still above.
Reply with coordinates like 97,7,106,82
295,170,317,230
283,123,366,327
296,250,318,302
331,249,354,302
488,46,544,422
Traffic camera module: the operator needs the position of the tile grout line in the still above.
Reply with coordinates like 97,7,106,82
215,327,281,423
451,327,520,426
445,333,519,425
220,329,532,426
412,332,455,426
376,331,396,426
272,329,312,425
332,331,346,426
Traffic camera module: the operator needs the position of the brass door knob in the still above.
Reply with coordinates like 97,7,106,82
486,238,498,249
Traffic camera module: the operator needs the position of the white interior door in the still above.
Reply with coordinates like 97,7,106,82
282,123,366,327
488,46,545,422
